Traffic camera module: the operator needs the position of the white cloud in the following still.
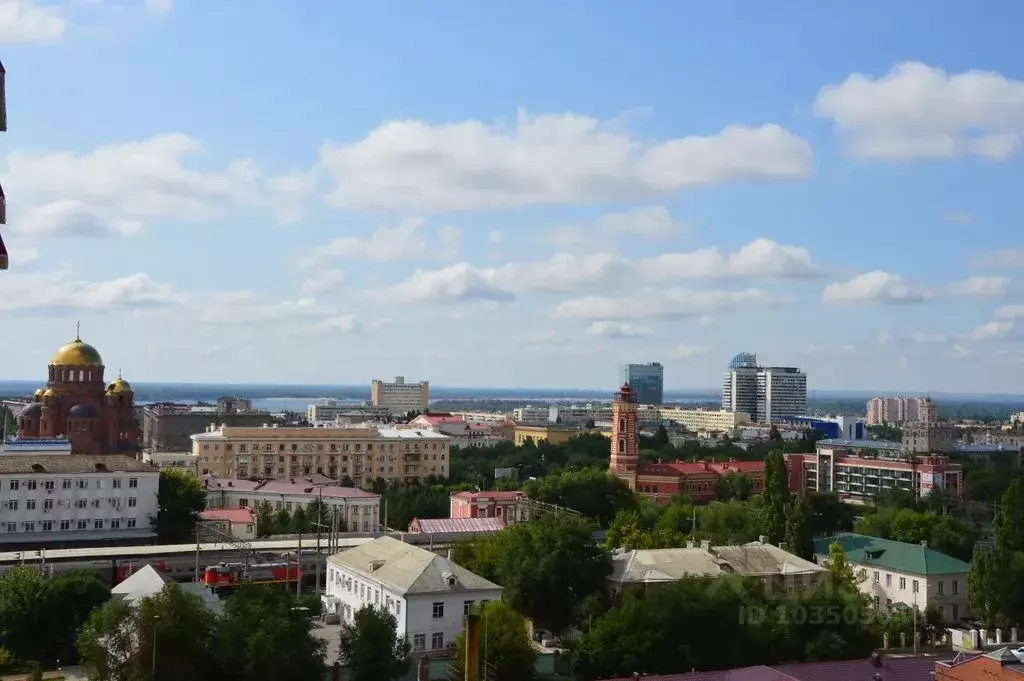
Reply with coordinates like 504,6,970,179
642,238,822,281
4,134,297,239
963,321,1014,342
996,305,1024,319
0,0,65,44
822,271,930,305
815,62,1024,160
305,218,461,263
0,270,184,311
539,206,682,250
948,276,1011,298
553,288,778,320
317,110,812,212
200,292,334,326
488,231,504,245
297,314,361,335
385,263,514,303
875,331,894,345
490,252,633,294
584,321,653,338
671,345,709,359
972,249,1024,269
300,269,345,295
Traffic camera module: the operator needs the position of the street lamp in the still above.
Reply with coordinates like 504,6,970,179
151,614,160,680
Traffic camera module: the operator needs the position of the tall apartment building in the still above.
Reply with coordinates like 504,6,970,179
622,363,664,405
865,396,938,426
722,353,807,423
370,376,429,416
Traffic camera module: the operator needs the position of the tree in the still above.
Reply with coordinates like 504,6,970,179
152,468,206,542
968,547,1002,628
454,601,535,681
138,582,216,681
522,469,635,527
768,425,783,441
697,500,762,545
822,541,862,593
338,605,410,681
651,425,670,448
77,598,139,681
760,450,790,545
783,495,814,560
715,472,753,502
0,406,15,437
213,584,326,681
253,501,276,537
995,479,1024,553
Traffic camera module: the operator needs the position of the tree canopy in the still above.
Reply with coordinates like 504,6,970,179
152,468,206,542
338,606,410,681
453,601,536,681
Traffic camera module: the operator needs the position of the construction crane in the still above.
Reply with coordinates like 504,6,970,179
1,58,8,271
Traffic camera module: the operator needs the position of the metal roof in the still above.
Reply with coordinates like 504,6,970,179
409,517,506,534
814,533,970,576
818,438,902,451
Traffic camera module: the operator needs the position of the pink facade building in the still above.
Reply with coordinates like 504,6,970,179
449,490,527,524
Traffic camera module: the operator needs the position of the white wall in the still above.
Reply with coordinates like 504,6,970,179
857,563,970,621
0,471,159,542
209,490,381,532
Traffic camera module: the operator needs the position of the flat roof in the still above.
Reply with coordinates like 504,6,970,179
193,426,449,441
818,438,902,451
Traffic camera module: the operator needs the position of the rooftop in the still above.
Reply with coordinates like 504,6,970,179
201,508,255,524
409,517,506,534
192,426,449,440
814,533,970,576
817,438,902,451
603,654,940,680
639,460,765,477
327,536,502,596
203,475,379,500
609,541,824,585
451,490,525,502
112,564,222,614
0,454,157,475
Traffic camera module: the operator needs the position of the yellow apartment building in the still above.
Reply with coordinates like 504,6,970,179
513,425,584,447
190,425,450,485
657,408,750,432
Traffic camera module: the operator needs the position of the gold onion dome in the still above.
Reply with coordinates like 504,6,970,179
42,388,57,398
106,377,132,394
49,338,104,367
33,388,44,400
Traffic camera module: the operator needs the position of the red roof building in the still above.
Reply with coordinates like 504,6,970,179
199,507,256,540
450,490,527,524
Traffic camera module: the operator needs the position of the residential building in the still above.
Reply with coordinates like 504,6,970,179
721,352,807,423
866,396,938,425
787,439,963,503
449,490,528,524
16,334,140,455
200,508,256,540
512,425,583,446
370,376,429,416
936,647,1024,680
142,451,199,477
190,425,450,485
657,407,750,432
0,452,159,544
814,533,970,622
202,474,381,533
405,415,506,449
406,517,505,535
608,538,825,593
622,362,664,405
322,536,503,655
307,400,390,424
141,403,277,453
903,421,957,454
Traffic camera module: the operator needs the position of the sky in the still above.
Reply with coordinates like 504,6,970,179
0,0,1023,393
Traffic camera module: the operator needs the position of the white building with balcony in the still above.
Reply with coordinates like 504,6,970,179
0,450,159,544
322,536,502,656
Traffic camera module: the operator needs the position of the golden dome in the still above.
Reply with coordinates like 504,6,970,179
33,388,44,400
42,388,57,399
49,339,103,367
106,377,132,394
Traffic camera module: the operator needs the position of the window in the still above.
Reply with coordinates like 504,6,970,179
44,480,54,490
129,477,138,488
60,520,70,530
431,633,443,650
42,521,53,531
412,634,425,651
26,481,37,490
76,499,87,509
94,520,104,529
885,574,892,587
952,604,960,620
6,523,15,532
23,522,35,532
239,498,249,508
432,602,444,619
952,579,960,594
62,479,71,489
873,571,879,583
77,520,87,530
899,577,906,590
127,519,137,528
912,580,919,593
9,480,18,490
77,480,87,489
26,500,36,510
8,500,17,510
464,600,475,615
95,480,103,489
113,479,122,489
128,497,137,508
111,519,121,530
43,499,53,510
938,581,944,595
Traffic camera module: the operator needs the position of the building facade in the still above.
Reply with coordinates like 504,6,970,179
191,426,450,487
622,363,664,405
609,384,640,489
15,335,141,456
866,396,939,426
722,353,807,423
787,439,964,503
449,491,528,524
141,403,278,453
512,425,583,446
902,422,957,454
307,401,390,424
323,537,503,655
815,534,970,622
658,408,750,432
0,452,159,544
199,508,256,540
203,474,381,532
370,377,429,416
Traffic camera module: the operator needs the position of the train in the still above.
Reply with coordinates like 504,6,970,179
201,560,301,587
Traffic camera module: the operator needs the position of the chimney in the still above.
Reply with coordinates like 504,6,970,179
464,613,481,681
418,655,430,681
447,548,453,561
758,535,768,544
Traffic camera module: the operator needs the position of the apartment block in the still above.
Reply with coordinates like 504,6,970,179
370,376,429,416
190,425,450,486
658,407,751,432
866,396,938,426
722,352,806,423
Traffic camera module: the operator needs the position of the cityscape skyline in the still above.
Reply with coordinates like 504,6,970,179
0,2,1022,392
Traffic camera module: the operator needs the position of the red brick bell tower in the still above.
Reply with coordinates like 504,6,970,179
609,383,639,489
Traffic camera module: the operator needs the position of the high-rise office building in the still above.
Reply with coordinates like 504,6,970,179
622,362,664,405
722,352,807,423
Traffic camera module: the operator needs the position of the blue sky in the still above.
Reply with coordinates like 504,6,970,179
1,0,1023,392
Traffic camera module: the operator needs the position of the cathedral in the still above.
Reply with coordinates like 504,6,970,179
17,332,140,455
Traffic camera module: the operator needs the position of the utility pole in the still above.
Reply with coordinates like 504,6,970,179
315,488,322,596
193,525,200,582
296,532,302,598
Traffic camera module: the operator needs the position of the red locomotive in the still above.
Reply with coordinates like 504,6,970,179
201,561,300,587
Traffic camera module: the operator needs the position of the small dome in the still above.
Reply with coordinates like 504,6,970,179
106,377,132,394
42,388,57,399
68,404,99,418
33,388,44,400
20,403,42,418
50,339,103,367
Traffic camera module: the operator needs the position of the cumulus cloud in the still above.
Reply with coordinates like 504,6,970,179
200,292,334,326
948,276,1011,298
963,321,1014,342
145,0,173,12
300,269,345,295
584,321,653,338
304,218,461,264
642,238,822,281
822,271,930,305
0,270,184,312
317,110,812,212
0,0,65,43
996,305,1024,319
815,62,1024,160
543,206,682,248
296,314,362,335
552,288,779,320
385,263,515,303
3,134,301,238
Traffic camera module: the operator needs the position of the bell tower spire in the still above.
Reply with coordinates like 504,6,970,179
609,383,639,489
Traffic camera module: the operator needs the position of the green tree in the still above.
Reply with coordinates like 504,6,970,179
453,601,535,681
783,494,814,560
697,500,762,545
153,468,206,542
0,406,15,437
760,451,790,544
77,598,139,681
968,547,1002,627
822,541,862,593
806,491,856,537
995,478,1024,553
289,506,310,534
338,605,410,681
139,582,216,681
715,472,754,501
522,469,636,527
213,585,326,681
253,501,276,537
